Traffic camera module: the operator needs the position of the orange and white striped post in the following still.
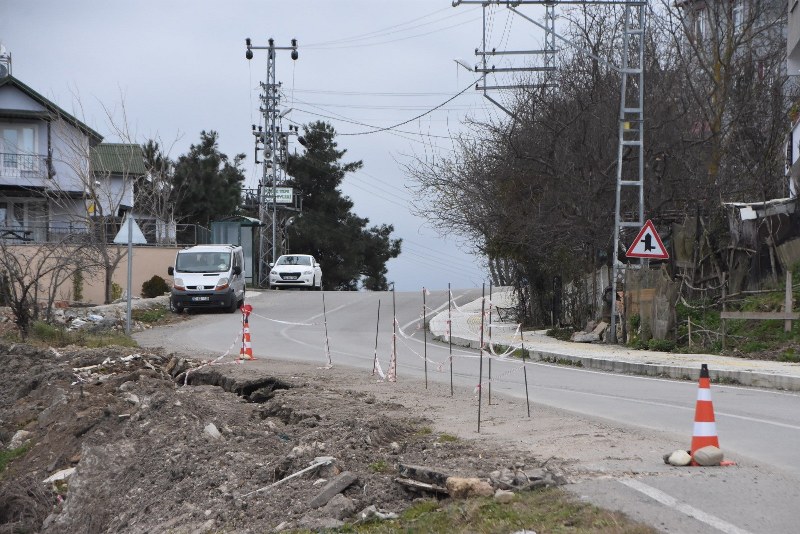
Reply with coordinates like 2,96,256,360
239,304,255,360
690,364,719,463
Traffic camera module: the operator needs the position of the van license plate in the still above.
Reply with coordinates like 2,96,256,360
192,296,210,301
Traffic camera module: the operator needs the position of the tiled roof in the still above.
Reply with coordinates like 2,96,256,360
90,143,147,175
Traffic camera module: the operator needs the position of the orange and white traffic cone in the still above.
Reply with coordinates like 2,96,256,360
691,364,719,464
239,304,255,361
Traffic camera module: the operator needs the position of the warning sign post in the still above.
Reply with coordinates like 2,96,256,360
625,220,669,259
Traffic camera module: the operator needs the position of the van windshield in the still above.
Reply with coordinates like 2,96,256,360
276,255,311,266
176,252,231,273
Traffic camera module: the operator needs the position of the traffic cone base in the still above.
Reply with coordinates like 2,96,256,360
690,364,719,464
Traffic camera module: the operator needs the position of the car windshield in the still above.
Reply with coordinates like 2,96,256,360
176,252,231,273
276,255,312,266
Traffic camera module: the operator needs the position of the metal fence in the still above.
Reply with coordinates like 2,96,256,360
0,221,210,246
0,153,49,179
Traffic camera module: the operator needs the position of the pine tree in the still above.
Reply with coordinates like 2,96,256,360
287,121,401,290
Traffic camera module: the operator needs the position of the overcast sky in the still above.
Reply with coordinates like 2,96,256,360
1,1,548,291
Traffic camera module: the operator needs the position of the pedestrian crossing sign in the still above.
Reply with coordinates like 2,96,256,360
625,219,669,259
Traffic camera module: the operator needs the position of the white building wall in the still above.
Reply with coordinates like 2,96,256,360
789,0,800,74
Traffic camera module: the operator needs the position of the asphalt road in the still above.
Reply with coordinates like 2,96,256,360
135,289,800,533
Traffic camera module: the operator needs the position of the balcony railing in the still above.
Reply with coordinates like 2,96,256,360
0,221,210,246
0,153,49,180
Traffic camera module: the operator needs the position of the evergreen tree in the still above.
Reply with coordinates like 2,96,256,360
172,131,245,229
286,121,401,290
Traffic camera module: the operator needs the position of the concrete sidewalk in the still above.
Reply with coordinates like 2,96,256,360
429,289,800,392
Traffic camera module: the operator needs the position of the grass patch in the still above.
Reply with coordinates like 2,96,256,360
540,355,583,367
546,327,575,341
437,433,458,443
0,444,31,474
4,321,137,349
675,281,800,358
132,305,168,323
332,488,656,533
368,461,391,474
414,426,433,437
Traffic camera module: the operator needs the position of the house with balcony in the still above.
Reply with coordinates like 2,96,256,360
0,49,144,244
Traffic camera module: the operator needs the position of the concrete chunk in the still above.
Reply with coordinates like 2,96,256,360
308,471,357,509
397,464,449,487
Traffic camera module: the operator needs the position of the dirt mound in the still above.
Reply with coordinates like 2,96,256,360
0,340,561,533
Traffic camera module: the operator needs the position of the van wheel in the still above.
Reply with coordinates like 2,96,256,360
170,298,183,314
227,296,239,313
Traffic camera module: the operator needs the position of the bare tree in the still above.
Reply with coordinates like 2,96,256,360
657,0,791,202
0,237,87,338
44,101,147,304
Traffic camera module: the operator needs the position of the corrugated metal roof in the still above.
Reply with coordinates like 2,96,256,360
90,143,147,175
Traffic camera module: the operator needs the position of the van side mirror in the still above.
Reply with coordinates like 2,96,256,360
233,265,242,275
269,262,275,268
168,266,174,276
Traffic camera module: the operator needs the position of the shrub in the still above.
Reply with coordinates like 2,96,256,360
141,275,170,298
72,269,83,301
111,282,123,301
647,338,676,352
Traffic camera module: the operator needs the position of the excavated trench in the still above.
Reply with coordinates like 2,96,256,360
184,367,292,403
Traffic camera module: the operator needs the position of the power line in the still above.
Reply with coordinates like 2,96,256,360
339,79,482,136
305,9,480,49
290,89,471,97
291,108,456,141
303,6,453,47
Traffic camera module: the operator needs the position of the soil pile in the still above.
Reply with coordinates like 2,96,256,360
0,340,562,533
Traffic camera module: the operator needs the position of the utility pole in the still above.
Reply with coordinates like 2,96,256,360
245,37,300,287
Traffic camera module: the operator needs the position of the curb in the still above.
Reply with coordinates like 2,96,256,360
431,335,800,392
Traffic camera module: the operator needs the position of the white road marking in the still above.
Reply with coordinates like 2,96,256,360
619,479,753,534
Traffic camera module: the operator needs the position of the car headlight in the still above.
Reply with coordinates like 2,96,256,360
303,269,312,275
173,278,185,291
270,270,277,275
215,277,230,290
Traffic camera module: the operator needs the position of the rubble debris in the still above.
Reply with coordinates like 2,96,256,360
693,446,724,466
665,450,692,467
0,339,563,533
571,321,608,343
446,477,494,498
308,471,358,508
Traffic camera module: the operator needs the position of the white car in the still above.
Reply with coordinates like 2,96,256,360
269,254,323,290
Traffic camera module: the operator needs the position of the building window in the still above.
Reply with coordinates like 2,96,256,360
732,1,744,32
0,199,48,241
694,9,707,41
1,125,37,170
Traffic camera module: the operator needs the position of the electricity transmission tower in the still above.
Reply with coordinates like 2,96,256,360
453,0,647,342
244,38,304,286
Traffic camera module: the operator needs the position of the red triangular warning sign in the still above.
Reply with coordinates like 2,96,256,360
625,220,669,259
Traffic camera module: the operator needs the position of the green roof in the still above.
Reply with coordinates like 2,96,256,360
90,143,147,175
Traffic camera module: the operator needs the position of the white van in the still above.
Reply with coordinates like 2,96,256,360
167,244,246,313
